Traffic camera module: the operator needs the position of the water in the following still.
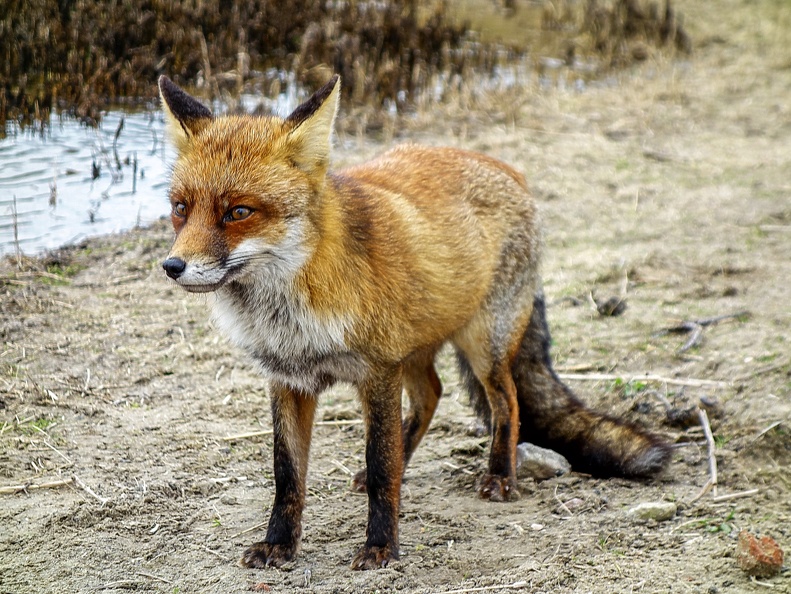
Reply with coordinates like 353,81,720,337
0,109,174,256
0,78,310,257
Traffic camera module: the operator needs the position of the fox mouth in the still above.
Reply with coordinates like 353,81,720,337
169,262,246,293
177,281,225,293
164,244,294,293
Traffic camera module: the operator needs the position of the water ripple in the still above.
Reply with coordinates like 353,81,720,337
0,109,174,255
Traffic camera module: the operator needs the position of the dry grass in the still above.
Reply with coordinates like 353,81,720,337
1,0,692,135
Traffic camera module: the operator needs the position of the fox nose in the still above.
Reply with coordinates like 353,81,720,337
162,257,187,279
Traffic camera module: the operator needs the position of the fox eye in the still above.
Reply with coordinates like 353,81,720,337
226,206,253,222
173,202,187,217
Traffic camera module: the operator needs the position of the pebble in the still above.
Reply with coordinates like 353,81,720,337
626,501,677,522
219,493,238,505
515,442,571,480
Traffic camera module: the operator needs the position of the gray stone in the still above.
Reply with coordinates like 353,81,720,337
626,501,677,522
515,442,571,480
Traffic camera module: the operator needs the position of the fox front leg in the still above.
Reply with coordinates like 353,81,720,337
351,363,404,570
351,353,442,493
240,384,316,568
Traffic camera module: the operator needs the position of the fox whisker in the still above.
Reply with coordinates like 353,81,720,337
223,251,290,268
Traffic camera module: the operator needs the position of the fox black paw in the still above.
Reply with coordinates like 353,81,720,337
351,544,398,570
478,474,520,502
240,541,297,568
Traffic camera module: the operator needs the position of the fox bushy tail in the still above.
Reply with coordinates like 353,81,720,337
461,292,671,478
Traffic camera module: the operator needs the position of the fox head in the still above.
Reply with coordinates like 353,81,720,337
159,75,340,292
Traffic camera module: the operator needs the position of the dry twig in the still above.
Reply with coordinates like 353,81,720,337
656,311,750,353
330,459,354,476
443,581,528,594
136,572,172,585
0,478,73,495
733,362,790,383
43,440,73,466
669,518,712,534
73,474,109,506
711,489,759,503
557,372,727,388
222,429,274,441
230,521,267,539
553,485,573,517
223,419,363,441
688,407,718,503
554,363,599,372
750,420,785,444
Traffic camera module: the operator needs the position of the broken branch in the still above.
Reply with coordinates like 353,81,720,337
688,407,718,503
557,372,727,388
0,478,74,495
656,310,750,353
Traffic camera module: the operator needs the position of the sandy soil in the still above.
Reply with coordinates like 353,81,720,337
1,1,789,592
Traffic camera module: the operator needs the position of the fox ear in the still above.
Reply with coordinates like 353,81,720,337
158,75,212,151
284,75,340,175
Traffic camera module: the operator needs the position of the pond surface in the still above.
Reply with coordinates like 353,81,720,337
0,89,305,257
0,109,173,257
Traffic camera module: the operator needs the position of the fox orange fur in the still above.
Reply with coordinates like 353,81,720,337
159,75,670,570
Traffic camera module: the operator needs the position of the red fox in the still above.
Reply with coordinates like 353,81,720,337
159,75,670,570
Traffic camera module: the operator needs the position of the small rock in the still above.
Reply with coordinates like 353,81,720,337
466,418,488,437
736,530,784,578
626,501,677,522
563,497,585,511
219,493,238,505
516,442,571,480
630,41,649,62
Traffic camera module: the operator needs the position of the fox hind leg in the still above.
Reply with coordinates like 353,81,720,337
457,350,490,433
400,356,443,468
468,291,671,478
476,368,521,502
453,314,526,503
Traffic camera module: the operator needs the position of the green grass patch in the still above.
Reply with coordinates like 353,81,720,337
39,262,84,285
609,377,649,398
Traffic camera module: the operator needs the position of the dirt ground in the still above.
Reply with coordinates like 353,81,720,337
1,1,790,592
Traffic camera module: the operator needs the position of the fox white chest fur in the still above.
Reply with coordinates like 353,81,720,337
212,276,365,393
